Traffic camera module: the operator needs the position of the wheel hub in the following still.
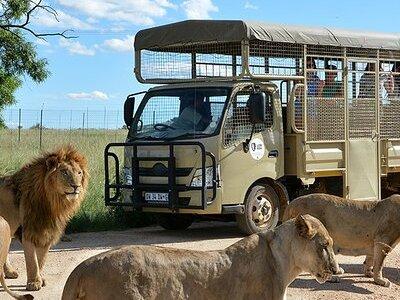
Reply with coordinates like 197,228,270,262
251,195,273,227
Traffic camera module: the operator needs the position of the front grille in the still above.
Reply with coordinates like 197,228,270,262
138,166,192,177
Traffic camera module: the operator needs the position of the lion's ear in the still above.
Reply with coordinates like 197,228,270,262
46,155,59,171
295,215,317,240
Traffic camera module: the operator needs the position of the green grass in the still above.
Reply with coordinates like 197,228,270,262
0,128,155,232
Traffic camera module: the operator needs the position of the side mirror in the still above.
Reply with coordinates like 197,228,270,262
247,92,267,124
124,96,135,128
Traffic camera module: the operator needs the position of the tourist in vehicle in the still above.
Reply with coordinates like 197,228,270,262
389,63,400,98
359,63,375,98
319,64,343,98
359,63,394,99
306,58,323,96
170,92,211,131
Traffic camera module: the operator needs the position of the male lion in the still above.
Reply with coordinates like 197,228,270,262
0,145,88,291
62,215,338,300
284,193,400,287
0,216,33,299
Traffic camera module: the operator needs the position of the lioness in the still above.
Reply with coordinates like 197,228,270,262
0,145,88,291
284,193,400,287
62,215,338,300
0,216,33,299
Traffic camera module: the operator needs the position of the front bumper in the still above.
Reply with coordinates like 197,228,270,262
104,141,217,210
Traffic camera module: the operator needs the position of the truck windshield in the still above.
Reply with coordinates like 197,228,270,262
131,87,230,140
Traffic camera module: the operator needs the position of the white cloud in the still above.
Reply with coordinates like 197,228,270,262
59,39,95,56
33,9,94,30
58,0,175,26
102,35,135,52
181,0,218,19
244,1,258,10
67,91,109,100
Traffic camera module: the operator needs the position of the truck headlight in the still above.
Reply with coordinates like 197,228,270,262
190,167,214,188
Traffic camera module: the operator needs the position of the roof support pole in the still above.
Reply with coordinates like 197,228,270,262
191,52,196,79
241,39,251,76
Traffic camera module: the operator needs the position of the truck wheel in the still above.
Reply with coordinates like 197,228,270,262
236,184,280,234
157,214,194,230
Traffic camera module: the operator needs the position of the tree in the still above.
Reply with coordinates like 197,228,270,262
0,0,73,127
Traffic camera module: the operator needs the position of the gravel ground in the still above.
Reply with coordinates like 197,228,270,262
3,221,400,300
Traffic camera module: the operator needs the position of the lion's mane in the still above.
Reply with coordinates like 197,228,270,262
5,145,88,247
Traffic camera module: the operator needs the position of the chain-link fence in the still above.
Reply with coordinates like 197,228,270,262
2,108,124,130
1,108,126,148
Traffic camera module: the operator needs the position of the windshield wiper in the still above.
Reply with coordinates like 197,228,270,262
165,132,210,140
133,135,161,141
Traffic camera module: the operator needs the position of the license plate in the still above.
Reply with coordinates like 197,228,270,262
145,192,169,203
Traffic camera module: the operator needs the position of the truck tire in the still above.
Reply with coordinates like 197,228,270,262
236,184,280,235
157,214,194,230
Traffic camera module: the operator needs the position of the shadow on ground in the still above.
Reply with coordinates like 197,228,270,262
10,221,244,252
290,262,400,295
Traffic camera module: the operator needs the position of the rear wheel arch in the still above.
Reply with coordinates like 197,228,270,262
236,177,288,234
252,177,289,221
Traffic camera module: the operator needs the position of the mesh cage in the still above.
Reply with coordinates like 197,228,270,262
347,61,377,139
294,87,304,131
380,60,400,139
139,42,242,81
305,56,345,141
249,41,303,76
347,48,378,59
223,92,273,147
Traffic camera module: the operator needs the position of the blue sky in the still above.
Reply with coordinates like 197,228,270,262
10,0,400,111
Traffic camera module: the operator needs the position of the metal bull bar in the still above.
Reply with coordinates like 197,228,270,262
104,141,217,210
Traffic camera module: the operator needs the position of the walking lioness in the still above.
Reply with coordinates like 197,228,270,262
284,193,400,287
0,216,33,299
62,215,338,300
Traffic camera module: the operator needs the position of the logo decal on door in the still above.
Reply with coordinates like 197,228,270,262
249,138,265,160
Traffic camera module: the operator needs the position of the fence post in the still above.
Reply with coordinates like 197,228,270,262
82,112,85,135
39,109,43,149
69,110,72,131
103,107,106,129
18,108,21,142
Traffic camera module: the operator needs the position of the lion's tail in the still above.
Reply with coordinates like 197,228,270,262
0,274,33,300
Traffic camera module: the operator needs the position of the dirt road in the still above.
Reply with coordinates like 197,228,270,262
5,222,400,300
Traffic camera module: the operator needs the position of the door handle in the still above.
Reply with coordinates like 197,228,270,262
268,150,279,158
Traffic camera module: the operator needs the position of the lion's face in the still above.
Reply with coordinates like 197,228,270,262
45,152,87,201
294,215,338,283
55,161,84,200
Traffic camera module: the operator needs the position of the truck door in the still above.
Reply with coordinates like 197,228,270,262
346,60,380,200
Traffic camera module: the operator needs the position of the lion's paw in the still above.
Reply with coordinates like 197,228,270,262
26,280,42,291
364,269,374,278
4,269,19,279
374,277,391,287
335,267,345,275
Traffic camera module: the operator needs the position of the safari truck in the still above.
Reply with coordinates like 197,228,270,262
104,20,400,234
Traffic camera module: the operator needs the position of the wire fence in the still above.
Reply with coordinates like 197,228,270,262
2,108,124,130
1,108,126,148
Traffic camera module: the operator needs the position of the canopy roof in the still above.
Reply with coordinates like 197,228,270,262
135,20,400,51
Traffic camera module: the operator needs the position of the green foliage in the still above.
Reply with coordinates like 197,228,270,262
0,0,49,108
